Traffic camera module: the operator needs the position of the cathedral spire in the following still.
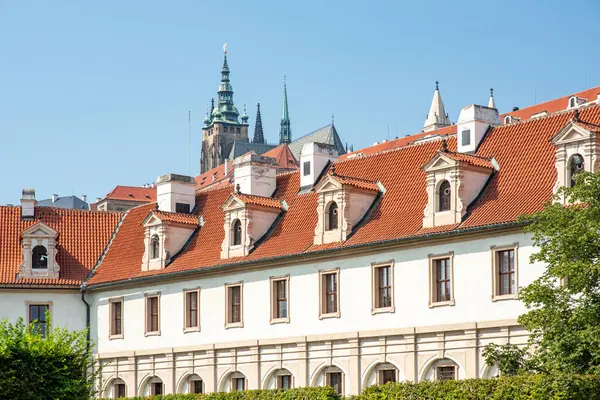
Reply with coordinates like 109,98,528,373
214,43,240,123
423,81,451,132
253,103,265,144
488,88,497,109
279,76,292,144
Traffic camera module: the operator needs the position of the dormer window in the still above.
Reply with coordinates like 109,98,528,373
569,154,584,187
150,235,160,259
551,119,600,203
313,171,380,245
32,246,48,269
438,181,451,212
326,202,338,231
19,222,60,279
232,219,242,246
423,147,495,228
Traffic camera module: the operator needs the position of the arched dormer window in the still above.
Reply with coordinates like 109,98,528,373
150,235,160,259
32,245,48,269
504,116,511,124
326,202,338,231
569,154,585,187
232,219,242,246
438,181,451,212
569,96,576,109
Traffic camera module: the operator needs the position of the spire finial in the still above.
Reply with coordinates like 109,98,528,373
236,183,241,194
435,80,439,90
332,114,335,125
223,42,227,54
441,138,448,152
331,164,337,176
490,88,494,97
253,102,265,144
280,76,292,144
573,108,580,122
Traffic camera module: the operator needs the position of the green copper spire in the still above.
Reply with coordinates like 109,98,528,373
279,76,291,144
211,43,240,124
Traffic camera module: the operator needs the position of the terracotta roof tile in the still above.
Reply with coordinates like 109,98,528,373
0,206,121,286
85,96,600,286
442,151,495,169
233,193,284,210
330,174,380,191
151,210,200,226
103,185,156,202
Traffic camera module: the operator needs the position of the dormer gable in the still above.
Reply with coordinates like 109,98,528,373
551,116,600,204
221,190,284,259
141,209,199,271
313,169,380,245
422,147,495,228
19,222,60,279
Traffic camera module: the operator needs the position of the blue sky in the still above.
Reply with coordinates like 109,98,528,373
1,0,599,205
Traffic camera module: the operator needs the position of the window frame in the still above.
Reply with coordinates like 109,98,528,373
232,219,242,246
371,261,395,314
491,243,519,301
437,180,452,212
378,368,397,385
113,382,126,398
325,201,339,231
428,251,455,307
190,379,203,394
461,129,471,146
435,363,457,381
183,288,201,333
175,202,191,214
303,161,311,176
150,234,160,260
325,370,344,395
31,245,49,269
225,282,244,329
270,275,290,324
319,268,341,319
144,292,161,336
109,297,124,340
231,376,246,392
276,373,293,390
26,301,52,336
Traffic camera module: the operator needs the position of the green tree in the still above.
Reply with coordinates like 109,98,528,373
0,315,99,400
485,171,600,375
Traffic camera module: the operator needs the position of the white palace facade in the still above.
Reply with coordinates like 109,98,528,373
2,84,600,397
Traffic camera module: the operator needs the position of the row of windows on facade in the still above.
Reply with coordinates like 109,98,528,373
207,126,242,135
109,246,517,339
108,361,458,398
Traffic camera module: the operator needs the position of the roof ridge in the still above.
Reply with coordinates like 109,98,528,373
291,123,333,142
445,150,492,161
503,99,600,126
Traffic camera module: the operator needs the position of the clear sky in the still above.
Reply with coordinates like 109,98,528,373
1,0,599,205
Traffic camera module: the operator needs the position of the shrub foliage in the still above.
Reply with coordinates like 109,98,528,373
99,387,339,400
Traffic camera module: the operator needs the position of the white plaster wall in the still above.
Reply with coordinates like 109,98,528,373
157,181,195,213
0,290,86,332
92,231,542,354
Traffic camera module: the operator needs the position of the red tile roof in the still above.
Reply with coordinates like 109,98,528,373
233,193,284,210
330,174,380,191
84,93,600,287
195,164,232,191
262,144,298,170
151,210,201,226
103,185,156,202
0,206,121,286
441,151,495,169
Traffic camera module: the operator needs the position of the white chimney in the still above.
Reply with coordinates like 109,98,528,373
81,194,87,202
233,153,277,197
456,104,501,153
224,158,230,175
155,174,196,213
95,197,102,203
52,193,58,203
21,188,36,219
300,142,338,190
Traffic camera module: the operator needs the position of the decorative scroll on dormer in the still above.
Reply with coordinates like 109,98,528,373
221,190,284,259
551,113,600,204
19,222,60,279
313,168,381,245
141,210,200,271
422,147,495,228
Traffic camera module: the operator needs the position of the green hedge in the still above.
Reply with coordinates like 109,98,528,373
99,387,339,400
354,374,600,400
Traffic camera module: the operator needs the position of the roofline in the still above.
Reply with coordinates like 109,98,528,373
0,284,81,290
83,220,526,291
291,123,334,143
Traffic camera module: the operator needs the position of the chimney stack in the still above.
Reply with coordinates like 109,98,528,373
20,188,36,219
155,173,196,213
52,194,58,203
81,194,87,203
456,104,501,153
233,153,277,197
299,142,338,190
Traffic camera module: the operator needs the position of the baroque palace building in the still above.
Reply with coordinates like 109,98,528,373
2,82,600,397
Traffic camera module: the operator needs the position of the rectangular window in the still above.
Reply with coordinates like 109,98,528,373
327,372,343,395
429,252,455,307
492,244,519,300
145,294,160,335
372,262,394,312
175,202,191,213
303,161,311,176
319,269,340,318
109,298,124,339
152,382,163,395
28,304,49,336
380,369,396,384
270,276,289,323
225,283,243,328
437,366,456,381
233,377,245,391
278,375,292,390
184,289,200,331
114,383,126,398
461,129,471,146
191,380,203,394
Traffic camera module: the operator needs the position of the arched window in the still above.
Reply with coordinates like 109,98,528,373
504,116,511,124
569,97,576,109
569,154,584,187
232,219,242,246
150,235,160,259
32,245,48,269
326,202,338,231
438,181,451,212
